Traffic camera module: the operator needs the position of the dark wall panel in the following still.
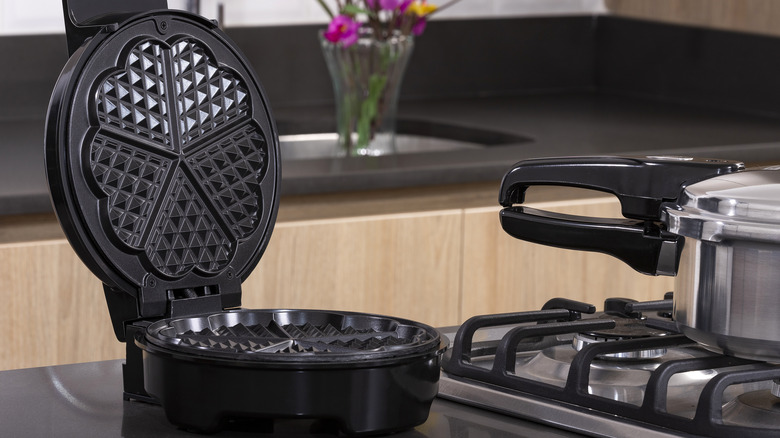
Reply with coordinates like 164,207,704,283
227,16,597,108
6,15,780,121
596,17,780,115
1,16,597,120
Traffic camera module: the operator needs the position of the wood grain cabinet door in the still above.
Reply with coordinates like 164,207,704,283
242,210,464,328
460,198,675,321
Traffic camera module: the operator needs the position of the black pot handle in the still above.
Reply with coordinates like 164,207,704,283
500,206,683,275
498,156,743,276
499,156,743,220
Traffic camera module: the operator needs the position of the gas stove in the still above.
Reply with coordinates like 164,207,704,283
437,295,780,438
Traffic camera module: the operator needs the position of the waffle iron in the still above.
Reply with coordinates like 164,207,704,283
45,0,446,434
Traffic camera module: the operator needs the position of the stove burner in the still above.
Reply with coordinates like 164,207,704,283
516,343,712,406
573,315,671,360
440,296,780,438
722,389,780,428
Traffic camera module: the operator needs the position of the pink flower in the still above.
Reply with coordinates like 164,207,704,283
380,0,401,9
411,16,427,35
324,15,361,47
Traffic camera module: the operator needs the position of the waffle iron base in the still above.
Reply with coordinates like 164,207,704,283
140,344,441,435
135,309,446,435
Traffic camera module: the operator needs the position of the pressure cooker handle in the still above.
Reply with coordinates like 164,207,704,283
500,206,683,275
499,156,743,220
498,156,743,276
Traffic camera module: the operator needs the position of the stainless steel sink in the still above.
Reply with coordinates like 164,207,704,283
277,119,532,160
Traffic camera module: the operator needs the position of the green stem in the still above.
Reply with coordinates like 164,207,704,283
316,0,334,19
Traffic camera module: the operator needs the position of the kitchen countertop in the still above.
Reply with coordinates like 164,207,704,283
0,359,583,437
4,91,780,216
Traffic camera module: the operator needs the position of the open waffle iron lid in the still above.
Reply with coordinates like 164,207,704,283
45,0,280,341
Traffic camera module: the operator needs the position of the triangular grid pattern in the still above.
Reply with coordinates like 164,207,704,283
90,134,170,248
171,40,249,146
190,125,267,238
163,320,432,356
97,41,172,148
87,38,268,278
145,169,233,276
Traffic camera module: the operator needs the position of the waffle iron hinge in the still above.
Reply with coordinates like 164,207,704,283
167,285,227,318
159,271,244,320
103,271,242,343
103,272,244,403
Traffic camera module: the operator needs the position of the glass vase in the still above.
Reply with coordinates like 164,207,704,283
320,29,414,157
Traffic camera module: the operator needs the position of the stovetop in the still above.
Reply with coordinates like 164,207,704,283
6,296,780,437
437,296,780,438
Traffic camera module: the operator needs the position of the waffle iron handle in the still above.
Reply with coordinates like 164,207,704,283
62,0,168,56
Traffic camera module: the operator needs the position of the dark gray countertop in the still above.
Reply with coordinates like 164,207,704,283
0,359,583,437
5,92,780,216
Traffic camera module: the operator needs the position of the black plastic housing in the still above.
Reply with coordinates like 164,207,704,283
134,309,447,433
139,334,444,435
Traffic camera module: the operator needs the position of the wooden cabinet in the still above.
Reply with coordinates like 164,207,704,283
460,199,675,320
242,210,463,328
0,207,465,371
0,183,675,370
0,241,123,370
606,0,780,37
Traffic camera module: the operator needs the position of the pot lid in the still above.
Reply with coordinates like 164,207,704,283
664,167,780,242
45,8,279,338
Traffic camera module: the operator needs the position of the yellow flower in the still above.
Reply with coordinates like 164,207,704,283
406,0,437,17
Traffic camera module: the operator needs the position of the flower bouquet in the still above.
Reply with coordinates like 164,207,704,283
317,0,458,156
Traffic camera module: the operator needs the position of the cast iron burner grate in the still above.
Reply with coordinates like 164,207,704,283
441,296,780,438
146,310,439,361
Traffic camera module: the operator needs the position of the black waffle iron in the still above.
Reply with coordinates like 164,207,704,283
45,0,446,434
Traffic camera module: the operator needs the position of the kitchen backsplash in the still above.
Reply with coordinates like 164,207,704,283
5,13,780,121
0,16,596,120
0,0,606,35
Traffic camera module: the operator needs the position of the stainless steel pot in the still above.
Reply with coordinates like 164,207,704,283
496,156,780,361
668,169,780,361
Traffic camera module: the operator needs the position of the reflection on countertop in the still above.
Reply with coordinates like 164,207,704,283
0,359,582,437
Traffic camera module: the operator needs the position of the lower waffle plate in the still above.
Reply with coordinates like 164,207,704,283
145,309,443,364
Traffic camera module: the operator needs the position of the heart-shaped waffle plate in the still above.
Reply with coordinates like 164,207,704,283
46,12,279,320
145,309,443,363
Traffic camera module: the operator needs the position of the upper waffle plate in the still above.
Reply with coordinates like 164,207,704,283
46,12,279,314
